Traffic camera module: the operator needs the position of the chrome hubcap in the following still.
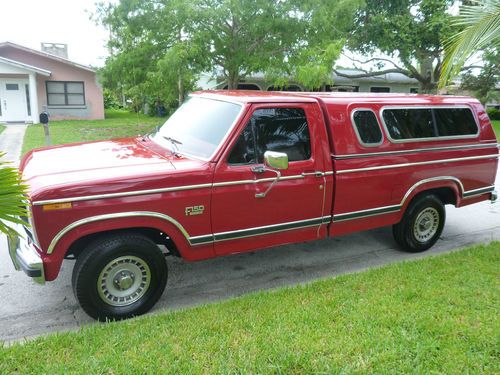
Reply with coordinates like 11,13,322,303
114,271,135,290
413,207,439,243
98,256,151,307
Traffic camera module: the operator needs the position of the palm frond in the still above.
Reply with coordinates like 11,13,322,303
439,0,500,88
0,152,29,236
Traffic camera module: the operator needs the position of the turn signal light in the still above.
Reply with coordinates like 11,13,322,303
42,202,72,211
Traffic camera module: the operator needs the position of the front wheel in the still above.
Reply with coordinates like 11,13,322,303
72,233,168,321
393,194,445,252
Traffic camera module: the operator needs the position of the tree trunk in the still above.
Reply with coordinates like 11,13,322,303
420,80,437,94
177,28,184,106
227,70,239,89
178,73,184,106
227,79,239,89
419,56,437,94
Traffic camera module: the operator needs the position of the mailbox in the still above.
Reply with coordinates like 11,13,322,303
39,111,50,124
39,111,51,145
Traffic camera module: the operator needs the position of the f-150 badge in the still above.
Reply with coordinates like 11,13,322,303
185,205,205,216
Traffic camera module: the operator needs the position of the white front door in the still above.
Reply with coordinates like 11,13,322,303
0,79,29,122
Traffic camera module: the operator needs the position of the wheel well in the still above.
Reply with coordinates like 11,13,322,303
65,228,181,259
410,187,457,207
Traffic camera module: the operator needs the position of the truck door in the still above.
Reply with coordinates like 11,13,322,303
211,103,329,256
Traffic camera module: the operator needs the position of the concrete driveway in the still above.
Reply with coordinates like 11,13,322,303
0,123,27,166
0,125,498,342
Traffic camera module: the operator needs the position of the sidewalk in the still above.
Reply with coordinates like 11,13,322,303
0,124,28,165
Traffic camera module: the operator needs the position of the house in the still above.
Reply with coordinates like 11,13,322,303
198,68,421,93
0,42,104,124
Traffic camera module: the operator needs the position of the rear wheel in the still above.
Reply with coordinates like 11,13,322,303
393,194,445,252
72,233,168,321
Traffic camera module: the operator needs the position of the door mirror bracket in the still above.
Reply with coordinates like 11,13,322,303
254,151,289,199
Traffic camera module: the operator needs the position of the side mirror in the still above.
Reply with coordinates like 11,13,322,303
264,151,288,170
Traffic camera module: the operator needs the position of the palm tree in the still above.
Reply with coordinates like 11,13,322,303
0,152,28,236
439,0,500,88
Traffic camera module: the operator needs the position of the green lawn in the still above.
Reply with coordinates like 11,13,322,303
492,120,500,141
0,124,5,135
1,242,498,374
21,109,164,156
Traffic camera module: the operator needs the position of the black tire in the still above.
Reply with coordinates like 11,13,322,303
72,233,168,321
393,194,445,253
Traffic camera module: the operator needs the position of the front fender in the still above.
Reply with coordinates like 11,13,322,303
43,211,215,281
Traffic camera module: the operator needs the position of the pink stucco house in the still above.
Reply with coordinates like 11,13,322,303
0,42,104,123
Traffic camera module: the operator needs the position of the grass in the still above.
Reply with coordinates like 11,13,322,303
0,124,5,135
21,109,164,156
1,242,498,373
492,120,500,140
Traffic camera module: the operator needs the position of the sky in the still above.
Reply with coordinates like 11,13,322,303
0,0,110,67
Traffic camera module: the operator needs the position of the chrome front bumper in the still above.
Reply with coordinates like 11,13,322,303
7,222,45,284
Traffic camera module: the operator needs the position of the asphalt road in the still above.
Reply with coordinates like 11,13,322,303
1,188,498,342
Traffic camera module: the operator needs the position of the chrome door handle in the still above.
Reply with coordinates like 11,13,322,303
251,165,266,174
301,171,324,177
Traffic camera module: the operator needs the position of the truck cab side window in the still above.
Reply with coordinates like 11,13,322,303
227,123,257,164
352,110,383,145
228,108,311,164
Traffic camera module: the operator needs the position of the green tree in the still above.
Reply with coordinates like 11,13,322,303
460,50,499,105
0,154,28,236
440,0,500,87
271,0,363,89
193,0,303,89
96,0,204,108
193,0,361,90
96,0,362,100
343,0,457,92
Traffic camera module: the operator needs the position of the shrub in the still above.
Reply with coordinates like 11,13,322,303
487,108,500,120
103,89,121,109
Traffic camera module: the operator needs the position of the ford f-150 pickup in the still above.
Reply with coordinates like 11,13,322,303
8,91,499,320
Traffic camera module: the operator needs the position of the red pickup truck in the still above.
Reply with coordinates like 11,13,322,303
8,91,498,320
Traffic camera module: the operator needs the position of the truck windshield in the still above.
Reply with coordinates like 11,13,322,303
151,97,242,159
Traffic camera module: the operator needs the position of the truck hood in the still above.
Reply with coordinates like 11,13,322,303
21,138,211,201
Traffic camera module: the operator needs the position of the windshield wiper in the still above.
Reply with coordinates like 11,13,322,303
141,126,160,142
163,136,183,157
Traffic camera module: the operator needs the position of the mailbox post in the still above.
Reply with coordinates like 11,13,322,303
39,112,51,146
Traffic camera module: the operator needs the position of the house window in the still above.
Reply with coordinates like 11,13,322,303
222,83,261,90
46,81,85,106
370,86,391,93
6,84,19,90
267,85,302,92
